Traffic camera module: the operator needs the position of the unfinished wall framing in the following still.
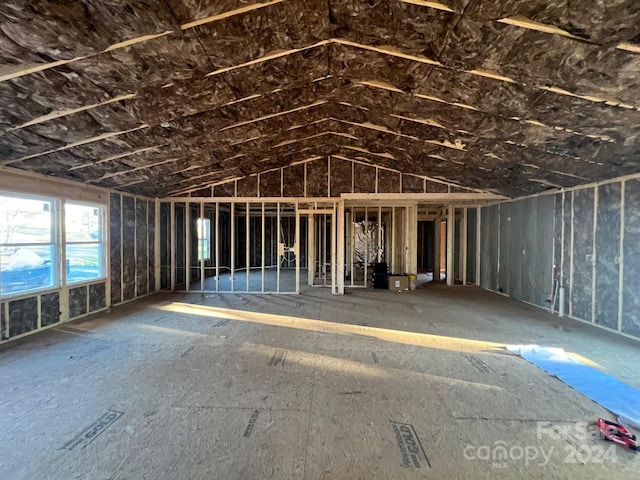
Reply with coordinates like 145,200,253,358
178,156,480,199
481,173,640,342
108,192,157,307
158,199,332,295
0,171,127,342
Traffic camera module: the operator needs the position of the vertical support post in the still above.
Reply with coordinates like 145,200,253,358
60,198,69,320
351,161,355,193
377,206,382,263
200,202,205,292
331,202,337,294
327,155,331,198
446,205,454,286
364,206,368,285
246,202,250,292
105,194,112,306
185,201,191,292
462,207,468,285
215,202,220,292
261,202,266,293
434,214,441,283
303,163,307,198
277,202,281,293
409,205,418,275
337,200,345,294
350,207,355,287
154,199,161,292
170,201,176,291
308,212,315,286
391,206,396,274
295,201,301,293
231,202,235,292
322,214,326,286
475,206,481,286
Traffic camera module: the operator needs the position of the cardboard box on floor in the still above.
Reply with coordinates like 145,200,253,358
388,275,409,291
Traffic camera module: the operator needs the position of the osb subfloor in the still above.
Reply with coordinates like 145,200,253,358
1,286,639,479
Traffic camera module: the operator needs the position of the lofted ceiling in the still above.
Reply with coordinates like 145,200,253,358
0,0,639,198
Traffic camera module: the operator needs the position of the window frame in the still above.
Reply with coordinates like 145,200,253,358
0,191,59,298
196,217,211,262
63,200,107,286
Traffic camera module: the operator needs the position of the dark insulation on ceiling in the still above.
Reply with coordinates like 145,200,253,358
0,0,639,197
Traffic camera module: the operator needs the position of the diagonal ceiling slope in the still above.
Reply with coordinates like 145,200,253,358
0,0,639,197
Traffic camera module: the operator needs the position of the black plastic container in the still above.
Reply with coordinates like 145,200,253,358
372,262,388,288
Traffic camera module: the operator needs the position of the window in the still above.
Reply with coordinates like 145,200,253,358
65,203,105,283
0,194,56,295
197,218,211,261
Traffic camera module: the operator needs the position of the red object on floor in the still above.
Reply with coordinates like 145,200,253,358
597,418,638,451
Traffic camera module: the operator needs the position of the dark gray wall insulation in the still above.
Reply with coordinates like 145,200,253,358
111,193,156,303
189,205,199,280
595,183,621,330
175,203,186,286
403,175,424,193
485,196,554,308
160,202,170,289
453,217,461,281
521,198,537,304
41,292,60,326
428,182,448,193
622,179,640,337
207,159,434,198
571,188,594,322
466,209,477,284
553,193,562,277
260,170,281,197
283,165,305,197
1,303,8,340
237,176,258,197
136,199,148,296
562,192,573,315
69,285,88,319
110,192,122,305
89,283,107,312
306,159,328,197
148,203,156,291
498,202,510,293
480,205,498,291
330,158,352,196
8,297,38,337
507,200,523,299
122,195,136,302
535,195,555,308
481,180,640,341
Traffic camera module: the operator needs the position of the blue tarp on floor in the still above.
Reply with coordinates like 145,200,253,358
508,345,640,430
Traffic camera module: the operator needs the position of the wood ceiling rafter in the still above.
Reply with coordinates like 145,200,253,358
163,125,575,199
0,1,285,83
3,30,637,139
62,109,586,196
0,125,149,166
1,0,639,197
